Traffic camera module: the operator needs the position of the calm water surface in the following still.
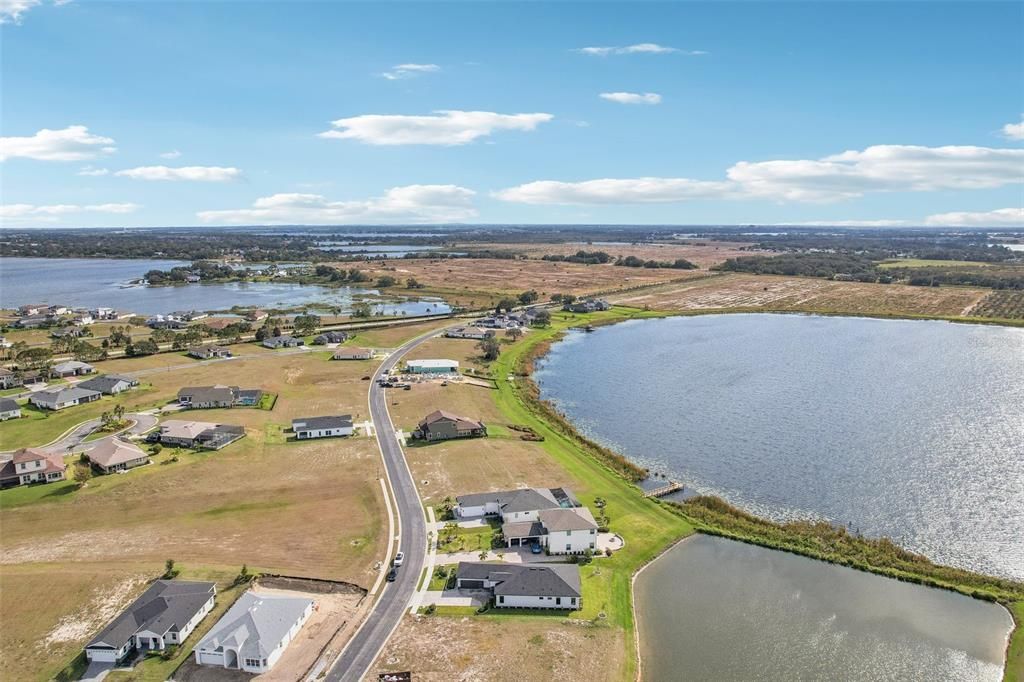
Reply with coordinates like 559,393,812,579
536,314,1024,579
635,535,1013,681
0,257,450,316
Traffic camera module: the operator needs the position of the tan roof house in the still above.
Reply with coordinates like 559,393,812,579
414,410,487,442
332,347,374,360
87,438,149,474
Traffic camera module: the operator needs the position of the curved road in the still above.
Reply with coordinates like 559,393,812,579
326,329,440,681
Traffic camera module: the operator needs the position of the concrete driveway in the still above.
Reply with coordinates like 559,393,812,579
434,547,568,566
420,588,487,607
79,660,113,682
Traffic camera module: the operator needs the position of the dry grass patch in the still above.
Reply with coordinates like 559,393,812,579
346,318,454,349
374,615,625,682
387,381,504,431
613,273,990,317
488,240,758,269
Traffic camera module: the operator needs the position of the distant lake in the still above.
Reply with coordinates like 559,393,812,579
536,314,1024,580
0,257,450,316
636,535,1013,681
316,243,453,258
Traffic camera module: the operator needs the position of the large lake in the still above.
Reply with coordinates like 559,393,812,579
0,257,450,316
536,314,1024,579
635,535,1013,681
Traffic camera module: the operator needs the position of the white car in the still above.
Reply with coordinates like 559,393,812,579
393,551,405,567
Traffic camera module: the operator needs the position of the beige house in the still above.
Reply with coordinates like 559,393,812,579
332,347,374,360
414,410,487,442
0,448,66,488
87,438,149,474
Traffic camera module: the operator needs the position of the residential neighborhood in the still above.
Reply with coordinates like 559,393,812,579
0,447,67,488
29,386,102,411
155,419,246,450
292,415,354,439
454,562,582,610
86,438,150,475
188,345,232,360
176,385,263,408
414,410,487,442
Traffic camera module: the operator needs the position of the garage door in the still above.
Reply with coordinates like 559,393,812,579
459,579,485,589
197,651,225,666
86,649,118,663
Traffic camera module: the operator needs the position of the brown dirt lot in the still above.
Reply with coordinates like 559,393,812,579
355,258,703,300
484,240,758,269
373,615,625,682
345,318,455,349
612,273,991,317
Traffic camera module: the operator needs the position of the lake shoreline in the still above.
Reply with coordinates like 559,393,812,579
511,306,1022,680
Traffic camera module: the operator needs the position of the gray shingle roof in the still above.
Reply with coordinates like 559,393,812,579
0,398,19,412
196,591,313,660
78,375,135,393
538,507,597,532
456,562,581,598
86,580,215,649
292,415,353,431
34,386,101,404
455,487,564,514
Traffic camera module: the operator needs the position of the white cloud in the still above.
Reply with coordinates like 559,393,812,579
159,150,182,159
728,145,1024,201
318,110,553,146
599,92,662,105
0,125,116,161
924,207,1024,227
380,63,441,80
493,178,734,204
496,144,1024,205
0,0,40,24
0,202,140,224
1002,116,1024,141
576,43,703,56
114,165,241,182
198,184,477,225
77,165,110,176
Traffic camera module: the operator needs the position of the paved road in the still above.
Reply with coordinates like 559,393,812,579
40,412,159,456
326,329,442,682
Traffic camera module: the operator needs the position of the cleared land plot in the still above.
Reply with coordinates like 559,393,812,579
345,318,455,349
0,350,388,681
355,258,700,300
387,380,504,432
611,273,991,318
373,615,625,682
485,240,757,269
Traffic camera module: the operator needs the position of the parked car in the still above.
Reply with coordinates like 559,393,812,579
393,551,405,567
386,568,397,582
531,543,543,554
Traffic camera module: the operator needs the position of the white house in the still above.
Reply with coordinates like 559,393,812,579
455,562,581,610
194,591,314,673
77,374,138,395
85,581,216,664
50,360,96,378
29,386,102,411
454,487,580,520
0,398,21,421
535,507,599,554
454,487,597,554
0,448,66,488
444,326,495,340
291,415,353,439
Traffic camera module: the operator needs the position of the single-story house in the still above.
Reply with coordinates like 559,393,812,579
313,331,349,345
92,307,115,319
73,314,95,326
50,360,96,378
262,335,303,349
0,397,21,421
0,336,11,348
87,438,149,474
18,303,47,316
177,385,234,408
85,580,216,664
51,327,86,339
445,326,495,340
0,447,67,488
177,385,262,409
157,420,246,450
15,315,49,328
292,415,353,439
454,487,580,520
146,315,188,329
332,347,374,361
505,507,598,555
193,591,315,674
406,359,459,374
188,345,232,360
77,374,139,395
414,410,487,442
455,562,581,610
245,310,269,322
563,299,610,314
30,386,102,411
0,368,23,390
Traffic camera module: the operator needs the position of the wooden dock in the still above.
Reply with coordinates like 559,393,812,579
642,481,684,498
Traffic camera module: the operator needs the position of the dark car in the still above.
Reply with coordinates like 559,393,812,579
386,568,397,582
531,543,543,554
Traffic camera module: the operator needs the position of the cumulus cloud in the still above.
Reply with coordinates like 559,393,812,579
318,110,553,146
0,0,40,24
159,150,182,159
493,178,734,204
0,202,139,224
380,63,441,80
496,144,1024,205
924,207,1024,227
576,43,704,56
599,92,662,105
0,125,116,161
1003,116,1024,141
77,166,110,176
114,165,241,182
197,184,477,224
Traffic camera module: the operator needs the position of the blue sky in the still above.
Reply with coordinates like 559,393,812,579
1,0,1022,228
